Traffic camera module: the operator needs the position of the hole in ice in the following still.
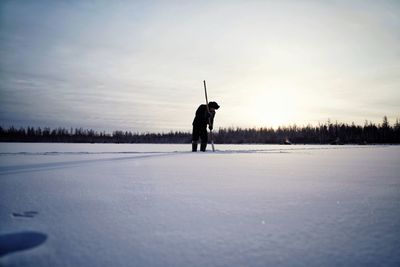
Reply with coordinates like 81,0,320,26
0,231,47,257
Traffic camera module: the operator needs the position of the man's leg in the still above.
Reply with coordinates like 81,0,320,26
192,142,198,152
200,127,208,152
200,143,207,152
192,126,200,152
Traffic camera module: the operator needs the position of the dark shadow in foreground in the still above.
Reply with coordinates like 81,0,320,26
0,231,47,257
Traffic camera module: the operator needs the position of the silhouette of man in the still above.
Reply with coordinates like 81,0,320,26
192,101,220,152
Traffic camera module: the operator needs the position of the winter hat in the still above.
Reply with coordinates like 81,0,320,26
208,101,220,109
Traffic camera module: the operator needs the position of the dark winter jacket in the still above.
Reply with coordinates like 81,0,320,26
192,104,215,128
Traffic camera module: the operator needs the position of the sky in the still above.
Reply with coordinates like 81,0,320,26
0,0,399,132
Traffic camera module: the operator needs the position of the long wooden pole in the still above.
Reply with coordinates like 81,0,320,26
203,80,215,152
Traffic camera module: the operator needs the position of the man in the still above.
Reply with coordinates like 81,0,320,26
192,101,220,152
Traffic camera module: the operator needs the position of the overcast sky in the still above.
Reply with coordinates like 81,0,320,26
1,0,399,132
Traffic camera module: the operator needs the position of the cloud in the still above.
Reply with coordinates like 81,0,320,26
0,0,399,131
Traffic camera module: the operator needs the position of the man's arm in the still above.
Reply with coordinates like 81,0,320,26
208,111,216,130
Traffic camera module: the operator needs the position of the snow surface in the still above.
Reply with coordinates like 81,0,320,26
0,143,399,267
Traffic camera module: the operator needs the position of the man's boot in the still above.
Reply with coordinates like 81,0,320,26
200,143,207,152
192,142,198,152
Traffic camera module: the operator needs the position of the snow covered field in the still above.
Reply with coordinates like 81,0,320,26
0,143,399,267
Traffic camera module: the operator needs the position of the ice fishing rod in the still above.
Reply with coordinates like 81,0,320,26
203,80,215,152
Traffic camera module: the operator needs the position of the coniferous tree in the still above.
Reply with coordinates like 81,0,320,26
1,120,400,144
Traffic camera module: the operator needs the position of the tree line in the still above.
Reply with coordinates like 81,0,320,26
1,117,399,144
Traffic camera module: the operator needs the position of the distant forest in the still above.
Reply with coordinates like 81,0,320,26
1,116,399,144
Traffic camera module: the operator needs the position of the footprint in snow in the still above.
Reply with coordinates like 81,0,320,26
12,211,39,218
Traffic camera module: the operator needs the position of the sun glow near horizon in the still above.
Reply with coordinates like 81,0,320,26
245,87,300,128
